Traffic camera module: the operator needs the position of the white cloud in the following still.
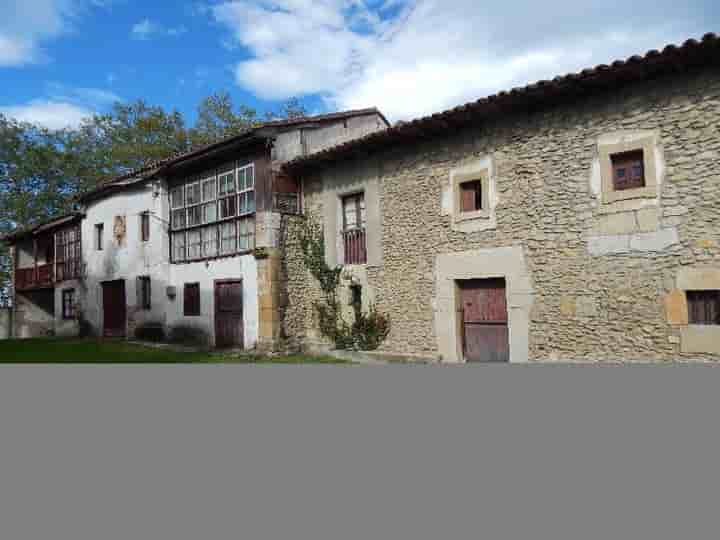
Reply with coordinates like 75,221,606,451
1,84,122,129
0,0,108,67
212,0,714,121
0,100,93,129
131,18,187,40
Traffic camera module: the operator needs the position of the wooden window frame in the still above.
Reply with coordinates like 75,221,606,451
342,192,365,232
169,162,256,264
62,288,76,320
687,290,720,326
183,283,201,317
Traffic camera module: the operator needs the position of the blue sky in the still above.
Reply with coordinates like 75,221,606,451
1,1,718,130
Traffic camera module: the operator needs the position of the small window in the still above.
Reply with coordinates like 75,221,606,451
172,232,186,262
611,150,645,191
137,276,151,310
187,230,202,259
141,212,150,242
95,223,104,251
184,283,201,316
460,180,483,213
62,289,76,319
687,291,720,325
170,187,184,209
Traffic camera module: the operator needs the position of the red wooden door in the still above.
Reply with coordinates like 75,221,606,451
102,280,127,337
459,279,509,363
215,281,244,348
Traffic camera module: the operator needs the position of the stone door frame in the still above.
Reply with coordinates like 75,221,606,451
434,246,534,363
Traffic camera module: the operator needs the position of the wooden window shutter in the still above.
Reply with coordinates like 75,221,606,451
460,181,482,212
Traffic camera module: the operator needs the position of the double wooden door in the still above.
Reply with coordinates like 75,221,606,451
459,279,509,363
215,280,244,349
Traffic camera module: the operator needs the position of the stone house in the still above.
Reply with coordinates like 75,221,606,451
282,34,720,362
3,109,389,347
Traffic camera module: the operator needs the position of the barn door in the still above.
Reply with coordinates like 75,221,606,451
215,280,244,349
459,279,509,363
102,280,127,337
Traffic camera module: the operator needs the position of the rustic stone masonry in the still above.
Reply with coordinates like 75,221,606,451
284,66,720,362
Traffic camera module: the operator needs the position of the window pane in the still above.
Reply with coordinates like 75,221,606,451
239,192,256,215
187,205,202,227
187,230,202,259
202,202,217,224
202,225,218,258
238,168,246,191
171,187,184,209
246,165,255,188
186,183,201,205
173,232,186,261
172,209,186,230
238,217,255,252
202,178,216,201
343,197,357,229
220,196,237,219
220,222,237,254
218,172,235,196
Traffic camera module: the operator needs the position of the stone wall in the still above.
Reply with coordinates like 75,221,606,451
286,66,720,362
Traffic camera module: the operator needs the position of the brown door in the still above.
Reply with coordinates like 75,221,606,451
215,280,244,348
459,279,509,363
102,280,127,337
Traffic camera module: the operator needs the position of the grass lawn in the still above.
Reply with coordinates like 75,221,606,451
0,338,349,364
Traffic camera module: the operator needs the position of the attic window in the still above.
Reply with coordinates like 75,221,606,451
612,150,645,191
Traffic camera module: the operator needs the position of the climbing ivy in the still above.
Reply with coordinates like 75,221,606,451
299,215,390,350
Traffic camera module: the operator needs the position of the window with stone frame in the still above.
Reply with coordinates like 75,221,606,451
170,162,255,263
611,150,646,191
598,134,659,204
459,180,483,213
687,291,720,325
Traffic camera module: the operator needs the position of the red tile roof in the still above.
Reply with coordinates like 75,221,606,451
284,33,720,171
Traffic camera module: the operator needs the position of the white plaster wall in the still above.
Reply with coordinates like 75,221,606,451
168,255,259,348
272,114,388,164
80,181,170,335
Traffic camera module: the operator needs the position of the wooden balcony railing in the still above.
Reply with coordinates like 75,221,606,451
15,264,54,290
343,228,367,265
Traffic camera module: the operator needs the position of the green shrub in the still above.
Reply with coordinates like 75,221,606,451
167,325,210,347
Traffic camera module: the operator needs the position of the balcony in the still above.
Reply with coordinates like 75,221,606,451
16,264,54,290
343,228,367,265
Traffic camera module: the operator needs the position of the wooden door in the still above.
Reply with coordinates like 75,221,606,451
459,279,509,363
102,280,127,337
215,280,244,349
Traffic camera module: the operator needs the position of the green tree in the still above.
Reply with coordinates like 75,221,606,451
189,91,261,147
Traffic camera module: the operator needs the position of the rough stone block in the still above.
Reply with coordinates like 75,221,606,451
628,228,680,252
680,326,720,354
576,297,598,318
588,235,630,256
665,289,688,326
596,212,637,235
635,207,660,232
560,296,576,317
677,267,720,291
